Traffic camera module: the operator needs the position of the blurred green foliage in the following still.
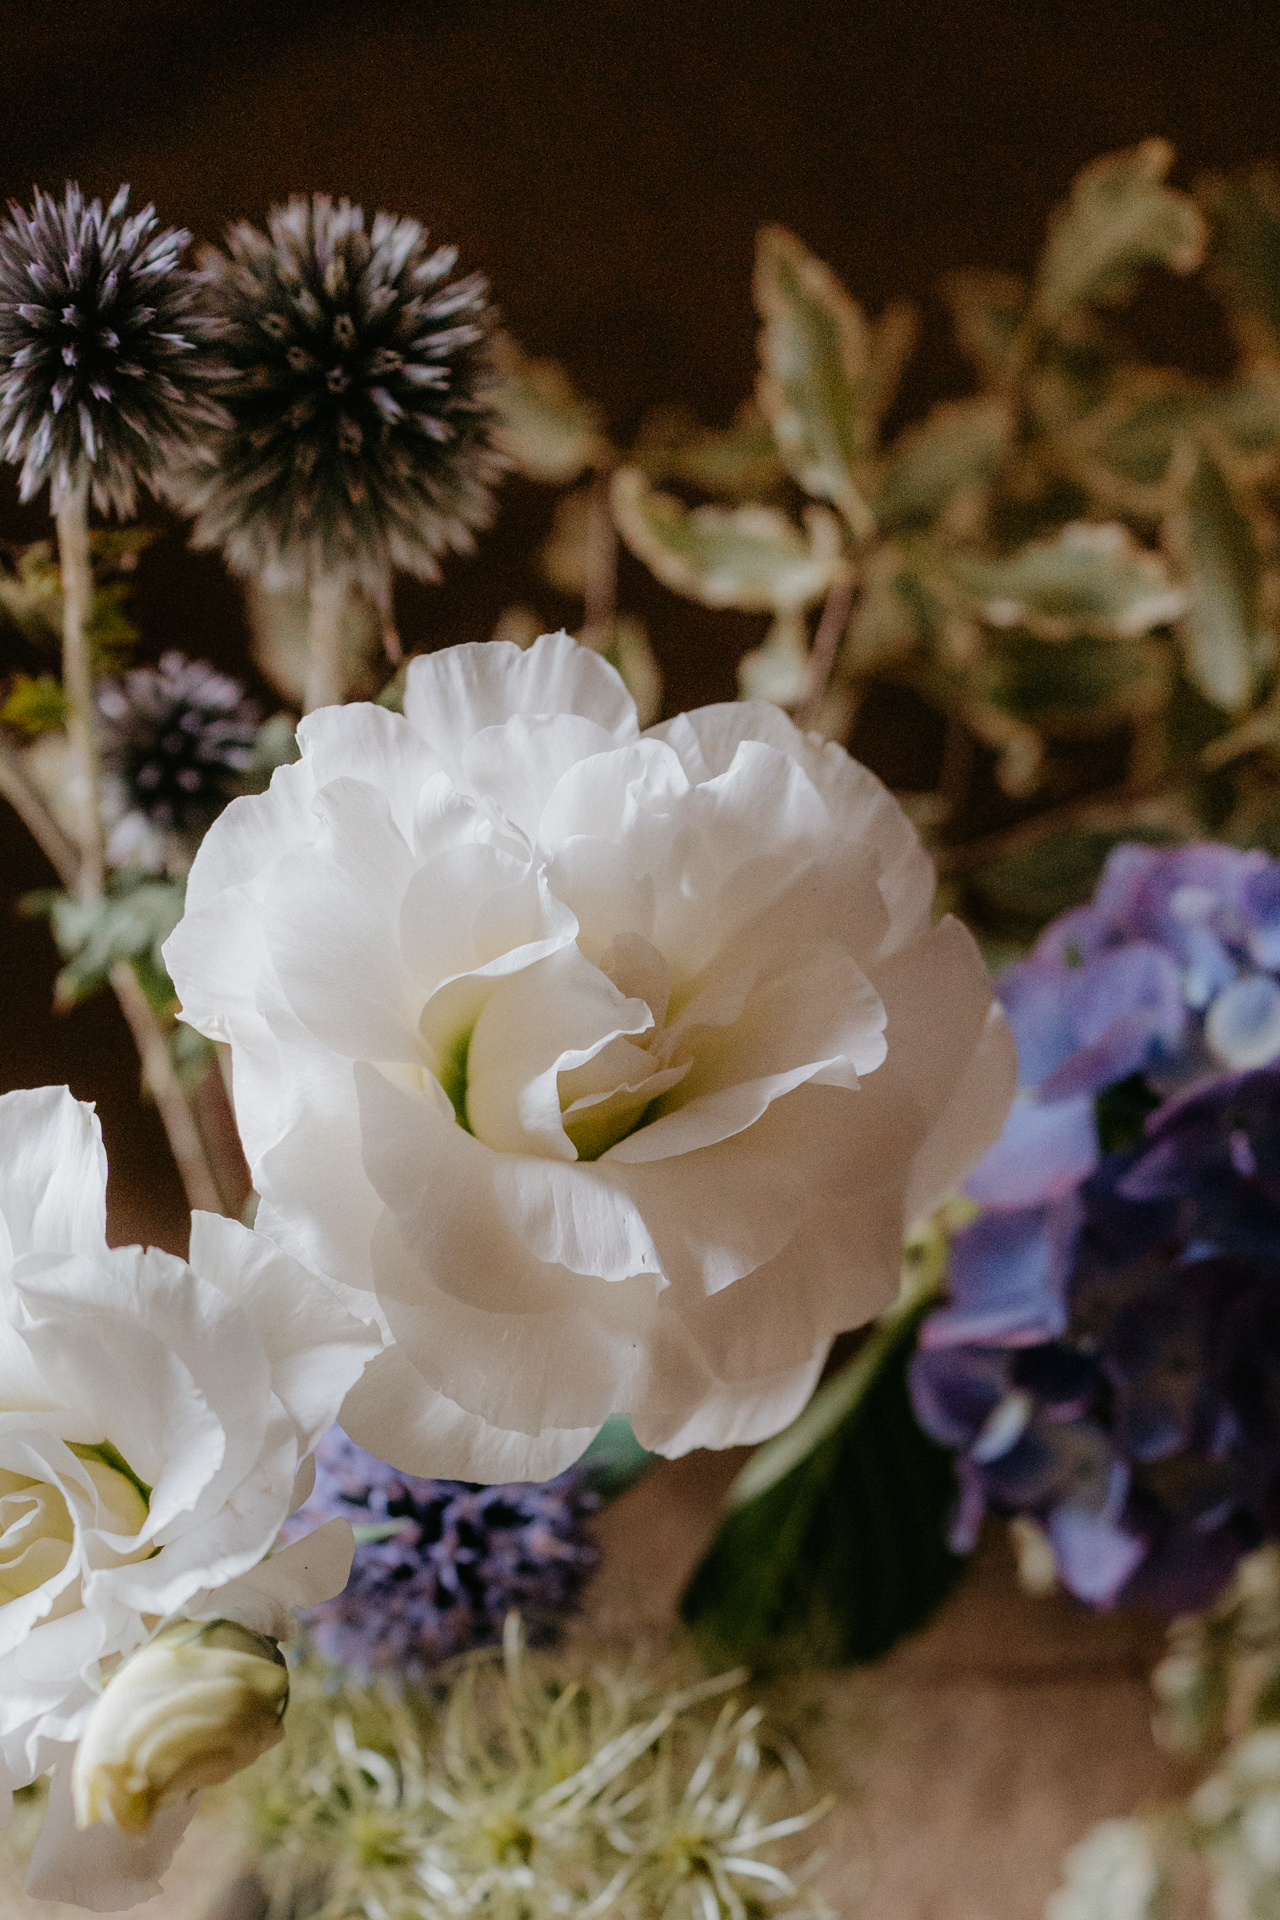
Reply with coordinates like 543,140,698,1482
492,138,1280,953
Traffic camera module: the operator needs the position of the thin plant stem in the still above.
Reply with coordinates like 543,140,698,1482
0,742,80,886
303,573,351,713
580,463,619,651
108,962,224,1217
4,502,237,1220
793,574,856,733
54,479,105,900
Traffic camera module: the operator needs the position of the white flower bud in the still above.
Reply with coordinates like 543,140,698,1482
72,1618,289,1834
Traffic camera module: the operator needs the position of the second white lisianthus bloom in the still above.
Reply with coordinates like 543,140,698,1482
0,1086,377,1911
165,632,1015,1481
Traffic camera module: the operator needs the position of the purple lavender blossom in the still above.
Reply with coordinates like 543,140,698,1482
913,1065,1280,1612
283,1427,599,1676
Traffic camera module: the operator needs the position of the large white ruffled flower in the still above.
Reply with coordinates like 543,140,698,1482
0,1086,375,1911
166,632,1015,1483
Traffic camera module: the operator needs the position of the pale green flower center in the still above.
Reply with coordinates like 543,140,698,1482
0,1446,150,1605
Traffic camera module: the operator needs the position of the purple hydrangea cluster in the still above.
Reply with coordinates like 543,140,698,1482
285,1427,599,1676
912,842,1280,1611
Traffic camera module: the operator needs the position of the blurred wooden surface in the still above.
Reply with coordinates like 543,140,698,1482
1,1449,1189,1920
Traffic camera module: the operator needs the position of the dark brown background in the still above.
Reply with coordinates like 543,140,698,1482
2,0,1278,1250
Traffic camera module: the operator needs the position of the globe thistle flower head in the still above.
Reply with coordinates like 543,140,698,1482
0,184,218,513
183,195,502,594
98,650,259,868
286,1427,599,1677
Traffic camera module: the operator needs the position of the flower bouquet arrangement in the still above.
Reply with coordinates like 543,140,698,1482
4,139,1280,1917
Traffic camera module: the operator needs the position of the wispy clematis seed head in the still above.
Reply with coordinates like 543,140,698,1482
179,195,502,594
0,184,218,513
166,631,1016,1485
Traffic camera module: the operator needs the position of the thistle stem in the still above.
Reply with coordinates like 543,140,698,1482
2,506,235,1223
54,479,105,900
302,573,351,713
109,963,224,1217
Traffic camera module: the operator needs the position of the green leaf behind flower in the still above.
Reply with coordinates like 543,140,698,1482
680,1281,964,1674
26,877,186,1011
942,524,1185,641
1035,140,1205,323
1166,451,1271,713
610,469,846,612
754,225,877,538
1198,166,1280,359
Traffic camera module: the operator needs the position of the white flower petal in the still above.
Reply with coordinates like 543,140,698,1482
403,630,638,782
638,1348,826,1456
187,1213,381,1451
298,699,442,843
25,1750,197,1912
653,702,933,957
163,633,1010,1486
0,1087,106,1266
339,1345,598,1482
461,712,624,841
266,777,421,1062
186,1518,355,1639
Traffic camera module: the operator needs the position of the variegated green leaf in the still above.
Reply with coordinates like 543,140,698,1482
875,397,1010,530
1036,140,1205,322
633,401,786,501
490,334,607,486
1166,452,1272,713
610,468,846,612
1197,166,1280,358
754,225,876,537
737,609,811,708
939,269,1028,389
943,523,1185,640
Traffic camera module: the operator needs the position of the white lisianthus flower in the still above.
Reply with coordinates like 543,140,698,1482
0,1085,376,1912
165,632,1015,1483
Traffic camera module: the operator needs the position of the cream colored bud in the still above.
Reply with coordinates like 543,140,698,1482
72,1618,289,1834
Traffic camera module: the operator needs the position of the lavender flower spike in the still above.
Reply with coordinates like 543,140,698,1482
284,1427,599,1676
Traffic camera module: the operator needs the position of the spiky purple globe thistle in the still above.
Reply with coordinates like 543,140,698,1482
285,1428,599,1677
0,184,218,513
98,651,259,868
179,196,502,595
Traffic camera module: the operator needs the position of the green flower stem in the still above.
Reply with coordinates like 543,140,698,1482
302,573,352,714
54,479,105,901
